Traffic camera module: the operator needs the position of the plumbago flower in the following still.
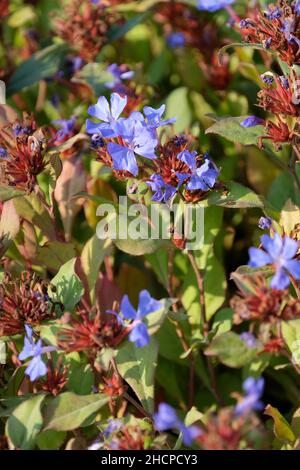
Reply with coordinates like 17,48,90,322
154,403,201,446
52,116,77,142
105,64,134,89
248,233,300,290
235,377,264,416
197,0,234,12
86,93,175,175
18,325,56,382
113,290,162,347
231,273,300,324
0,114,48,192
240,0,300,65
147,143,220,203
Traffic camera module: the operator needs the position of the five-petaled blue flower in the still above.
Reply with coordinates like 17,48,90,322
52,116,77,142
86,92,127,138
18,325,56,382
107,117,158,176
166,32,186,48
235,377,264,416
154,403,201,446
241,116,265,128
105,64,134,89
197,0,234,12
177,150,219,191
117,290,162,347
248,233,300,290
147,174,177,203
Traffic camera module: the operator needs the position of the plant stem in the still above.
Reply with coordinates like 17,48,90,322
187,251,223,405
187,251,208,336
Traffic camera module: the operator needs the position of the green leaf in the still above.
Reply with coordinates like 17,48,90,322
36,430,66,450
67,363,94,395
206,116,264,146
115,338,158,413
7,43,68,95
7,6,36,27
0,185,24,202
80,235,112,302
35,241,76,273
282,319,300,361
264,405,296,444
205,331,262,368
108,13,149,41
42,392,109,432
6,394,46,450
14,194,57,240
49,258,84,310
200,182,265,209
166,87,192,133
146,298,172,336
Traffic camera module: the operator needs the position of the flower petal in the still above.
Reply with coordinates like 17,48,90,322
110,93,127,120
88,96,111,122
248,247,273,267
120,294,137,320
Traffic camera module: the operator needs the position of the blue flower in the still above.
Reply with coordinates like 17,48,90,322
241,116,265,128
117,290,162,347
105,64,134,89
107,117,158,176
177,150,219,191
295,1,300,14
197,0,234,12
147,174,177,202
258,216,272,230
52,116,77,142
235,377,264,416
166,32,186,48
143,105,176,132
86,93,127,138
18,325,56,382
240,332,258,349
0,146,8,159
248,233,300,290
154,403,201,446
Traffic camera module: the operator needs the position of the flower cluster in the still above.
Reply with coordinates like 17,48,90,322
231,274,300,324
0,272,55,337
86,93,174,177
0,114,48,192
54,0,123,62
240,1,300,66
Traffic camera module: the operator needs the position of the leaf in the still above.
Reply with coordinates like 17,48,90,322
218,42,269,62
48,134,88,155
36,430,66,450
7,6,36,27
6,394,46,450
264,405,296,444
166,87,192,133
35,241,76,273
0,199,20,255
268,171,300,210
7,43,68,95
14,194,57,240
49,258,84,310
206,116,265,146
146,298,172,336
279,199,300,235
185,407,203,426
108,13,149,41
281,319,300,362
0,185,24,202
80,235,112,302
115,338,158,413
54,156,86,239
205,332,262,368
43,392,109,432
67,364,94,395
200,182,265,209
